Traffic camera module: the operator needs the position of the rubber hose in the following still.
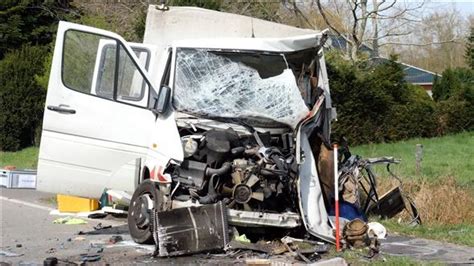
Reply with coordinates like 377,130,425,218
205,162,232,177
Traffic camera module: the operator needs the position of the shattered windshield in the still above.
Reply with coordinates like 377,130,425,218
173,48,309,128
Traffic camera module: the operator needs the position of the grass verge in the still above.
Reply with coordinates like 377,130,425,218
352,131,474,187
353,132,474,247
0,146,39,169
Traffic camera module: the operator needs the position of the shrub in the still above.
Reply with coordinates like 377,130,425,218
385,85,437,140
432,67,474,134
328,53,436,145
0,45,47,151
435,99,473,135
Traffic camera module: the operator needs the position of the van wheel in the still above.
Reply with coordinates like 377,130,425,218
128,180,162,244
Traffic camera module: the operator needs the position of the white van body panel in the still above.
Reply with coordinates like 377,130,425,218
37,9,334,241
143,6,316,51
37,22,181,198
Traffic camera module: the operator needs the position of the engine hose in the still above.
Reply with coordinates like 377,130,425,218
198,174,219,204
260,168,283,177
205,162,232,177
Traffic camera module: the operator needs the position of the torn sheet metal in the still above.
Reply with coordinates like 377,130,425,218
174,48,309,128
298,132,334,243
155,201,229,257
227,209,301,228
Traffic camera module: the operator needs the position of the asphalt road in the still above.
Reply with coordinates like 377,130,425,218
2,188,474,265
0,188,312,265
0,188,150,265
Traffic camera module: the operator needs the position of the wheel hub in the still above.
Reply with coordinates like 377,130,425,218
131,194,153,229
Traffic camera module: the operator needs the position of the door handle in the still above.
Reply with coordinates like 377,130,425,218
47,105,76,114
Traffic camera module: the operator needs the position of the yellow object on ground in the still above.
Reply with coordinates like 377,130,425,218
57,194,99,212
235,234,251,243
53,217,87,225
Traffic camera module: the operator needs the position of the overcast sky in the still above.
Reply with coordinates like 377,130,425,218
423,0,473,18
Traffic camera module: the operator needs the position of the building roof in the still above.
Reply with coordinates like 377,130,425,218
370,57,441,85
326,35,441,85
398,61,442,84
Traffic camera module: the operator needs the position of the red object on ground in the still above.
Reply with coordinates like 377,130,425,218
3,165,16,170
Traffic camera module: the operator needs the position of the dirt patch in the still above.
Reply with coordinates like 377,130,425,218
374,177,474,225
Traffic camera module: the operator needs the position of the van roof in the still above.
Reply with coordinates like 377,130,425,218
170,33,324,52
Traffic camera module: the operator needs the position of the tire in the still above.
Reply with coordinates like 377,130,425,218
128,180,162,244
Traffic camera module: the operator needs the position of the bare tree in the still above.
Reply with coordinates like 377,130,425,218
314,0,427,61
391,8,469,73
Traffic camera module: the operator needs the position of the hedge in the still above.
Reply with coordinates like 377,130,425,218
0,45,47,151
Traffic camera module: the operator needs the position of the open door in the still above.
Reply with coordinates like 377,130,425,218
37,22,177,198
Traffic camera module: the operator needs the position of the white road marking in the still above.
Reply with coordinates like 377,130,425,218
0,196,55,211
0,195,127,225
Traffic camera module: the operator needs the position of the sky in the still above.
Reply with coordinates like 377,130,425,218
418,0,473,18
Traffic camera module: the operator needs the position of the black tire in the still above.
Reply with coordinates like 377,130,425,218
128,180,162,244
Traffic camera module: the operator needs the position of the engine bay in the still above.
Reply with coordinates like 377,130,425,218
166,120,301,222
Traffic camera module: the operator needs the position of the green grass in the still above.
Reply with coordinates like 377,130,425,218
352,131,474,187
0,146,39,169
381,220,474,247
353,132,474,247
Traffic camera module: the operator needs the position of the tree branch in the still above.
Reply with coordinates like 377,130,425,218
316,0,343,37
380,38,460,47
350,0,360,44
364,0,397,19
366,31,413,40
289,0,315,29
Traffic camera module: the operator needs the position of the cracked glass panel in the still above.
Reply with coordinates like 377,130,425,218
173,48,309,128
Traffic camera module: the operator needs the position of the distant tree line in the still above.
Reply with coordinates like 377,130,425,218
0,1,472,151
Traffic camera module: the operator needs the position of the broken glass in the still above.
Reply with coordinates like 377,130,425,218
173,48,309,128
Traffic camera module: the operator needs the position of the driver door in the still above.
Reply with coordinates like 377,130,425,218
37,22,177,198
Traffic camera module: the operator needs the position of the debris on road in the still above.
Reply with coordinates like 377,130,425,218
88,212,108,219
43,257,58,266
49,209,105,217
46,248,56,254
367,222,387,240
0,250,24,257
226,240,273,254
52,217,87,225
57,194,99,212
93,223,112,230
80,253,101,262
108,235,123,244
234,234,251,243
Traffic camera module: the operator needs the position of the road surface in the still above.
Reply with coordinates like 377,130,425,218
1,188,474,265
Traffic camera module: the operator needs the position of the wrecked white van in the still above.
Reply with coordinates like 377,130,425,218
37,6,337,248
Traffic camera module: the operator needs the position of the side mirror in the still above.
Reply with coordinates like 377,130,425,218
154,85,171,114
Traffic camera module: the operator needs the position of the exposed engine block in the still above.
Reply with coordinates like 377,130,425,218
168,127,299,214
